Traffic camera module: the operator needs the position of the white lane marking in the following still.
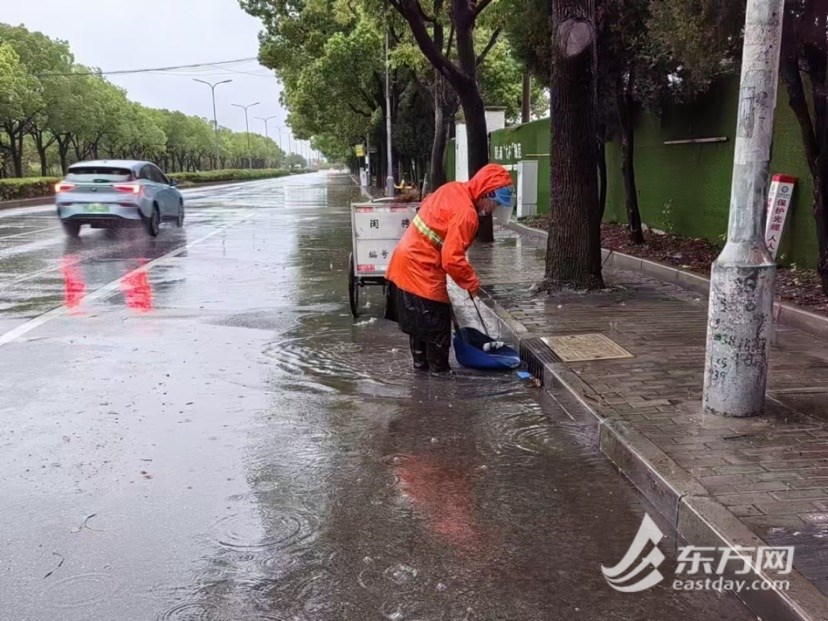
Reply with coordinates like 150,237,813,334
0,237,67,260
0,212,254,347
0,225,61,241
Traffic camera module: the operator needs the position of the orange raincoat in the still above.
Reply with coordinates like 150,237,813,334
386,164,513,303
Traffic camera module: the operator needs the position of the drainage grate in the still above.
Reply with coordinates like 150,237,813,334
520,338,561,383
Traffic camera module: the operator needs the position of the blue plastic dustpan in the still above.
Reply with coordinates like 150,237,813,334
453,327,521,370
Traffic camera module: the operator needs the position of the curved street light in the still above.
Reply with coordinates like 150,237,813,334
193,79,232,169
255,115,280,168
231,101,260,169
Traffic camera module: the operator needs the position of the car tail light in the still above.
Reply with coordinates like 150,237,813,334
114,183,141,195
55,182,75,193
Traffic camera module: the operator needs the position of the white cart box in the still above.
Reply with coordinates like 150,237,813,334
351,202,419,276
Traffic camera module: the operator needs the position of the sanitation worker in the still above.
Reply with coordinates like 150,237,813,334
385,163,514,374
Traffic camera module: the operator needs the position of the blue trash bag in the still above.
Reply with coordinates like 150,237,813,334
453,327,521,370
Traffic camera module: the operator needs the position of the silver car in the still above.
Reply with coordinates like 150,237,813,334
55,160,184,237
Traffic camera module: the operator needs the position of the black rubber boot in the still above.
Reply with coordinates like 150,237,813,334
409,337,429,371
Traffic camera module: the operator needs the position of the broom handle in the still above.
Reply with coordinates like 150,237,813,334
469,292,491,338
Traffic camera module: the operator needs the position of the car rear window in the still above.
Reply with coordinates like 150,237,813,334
66,167,132,181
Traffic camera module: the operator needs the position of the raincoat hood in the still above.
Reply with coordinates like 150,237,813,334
464,163,513,202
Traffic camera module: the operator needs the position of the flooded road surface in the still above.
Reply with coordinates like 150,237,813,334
0,174,754,620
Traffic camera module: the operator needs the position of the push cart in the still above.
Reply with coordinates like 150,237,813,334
348,199,419,318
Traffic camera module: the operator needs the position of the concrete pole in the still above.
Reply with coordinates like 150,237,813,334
256,116,278,167
366,133,372,188
385,31,395,197
702,0,784,418
232,102,259,169
194,79,232,170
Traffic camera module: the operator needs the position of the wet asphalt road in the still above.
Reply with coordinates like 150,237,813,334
0,174,755,620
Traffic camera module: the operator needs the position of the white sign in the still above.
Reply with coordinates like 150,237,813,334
602,513,793,594
494,142,523,162
353,210,411,239
351,202,417,276
765,174,797,259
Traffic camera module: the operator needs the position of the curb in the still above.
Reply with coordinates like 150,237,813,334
506,221,828,339
0,197,51,211
477,258,828,620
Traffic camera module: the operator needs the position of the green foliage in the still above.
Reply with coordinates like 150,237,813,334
0,176,60,201
647,0,745,100
0,43,41,122
0,22,290,178
169,168,293,184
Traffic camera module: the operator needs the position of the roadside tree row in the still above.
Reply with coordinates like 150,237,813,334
0,23,293,178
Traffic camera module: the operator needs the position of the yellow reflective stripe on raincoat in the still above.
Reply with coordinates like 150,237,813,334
412,214,444,248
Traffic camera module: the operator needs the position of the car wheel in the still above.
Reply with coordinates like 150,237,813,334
176,202,185,228
145,205,160,237
62,221,81,238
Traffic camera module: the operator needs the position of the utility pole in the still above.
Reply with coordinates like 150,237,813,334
232,101,260,169
193,78,232,170
366,132,372,188
384,31,395,197
703,0,784,418
255,115,278,167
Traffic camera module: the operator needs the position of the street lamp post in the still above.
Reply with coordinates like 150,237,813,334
702,0,785,417
384,31,395,197
278,128,293,167
255,115,279,167
232,101,260,169
193,78,232,170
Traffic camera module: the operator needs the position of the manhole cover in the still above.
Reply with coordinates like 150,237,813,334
540,333,633,362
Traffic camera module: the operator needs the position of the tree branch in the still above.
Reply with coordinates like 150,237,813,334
473,0,493,19
476,27,502,66
413,0,437,23
781,54,819,180
348,102,372,118
389,0,467,87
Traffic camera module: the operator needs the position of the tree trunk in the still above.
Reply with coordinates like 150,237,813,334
56,135,71,174
545,0,604,290
816,72,828,293
33,130,52,177
4,125,24,178
36,144,49,177
453,0,493,242
781,53,828,292
429,76,457,192
459,84,493,241
522,70,532,124
618,71,644,244
597,136,607,220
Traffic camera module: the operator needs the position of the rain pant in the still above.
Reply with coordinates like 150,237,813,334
386,163,514,304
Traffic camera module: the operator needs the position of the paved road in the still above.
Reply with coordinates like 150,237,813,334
0,174,754,620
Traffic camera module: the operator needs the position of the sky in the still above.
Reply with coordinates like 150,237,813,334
3,0,297,146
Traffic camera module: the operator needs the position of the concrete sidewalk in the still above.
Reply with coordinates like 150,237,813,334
470,224,828,620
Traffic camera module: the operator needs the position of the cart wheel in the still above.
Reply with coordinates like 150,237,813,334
348,252,359,318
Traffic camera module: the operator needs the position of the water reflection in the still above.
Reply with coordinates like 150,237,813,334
60,255,85,309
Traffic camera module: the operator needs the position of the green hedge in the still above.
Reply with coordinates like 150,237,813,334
0,168,304,202
168,168,293,185
0,177,61,201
